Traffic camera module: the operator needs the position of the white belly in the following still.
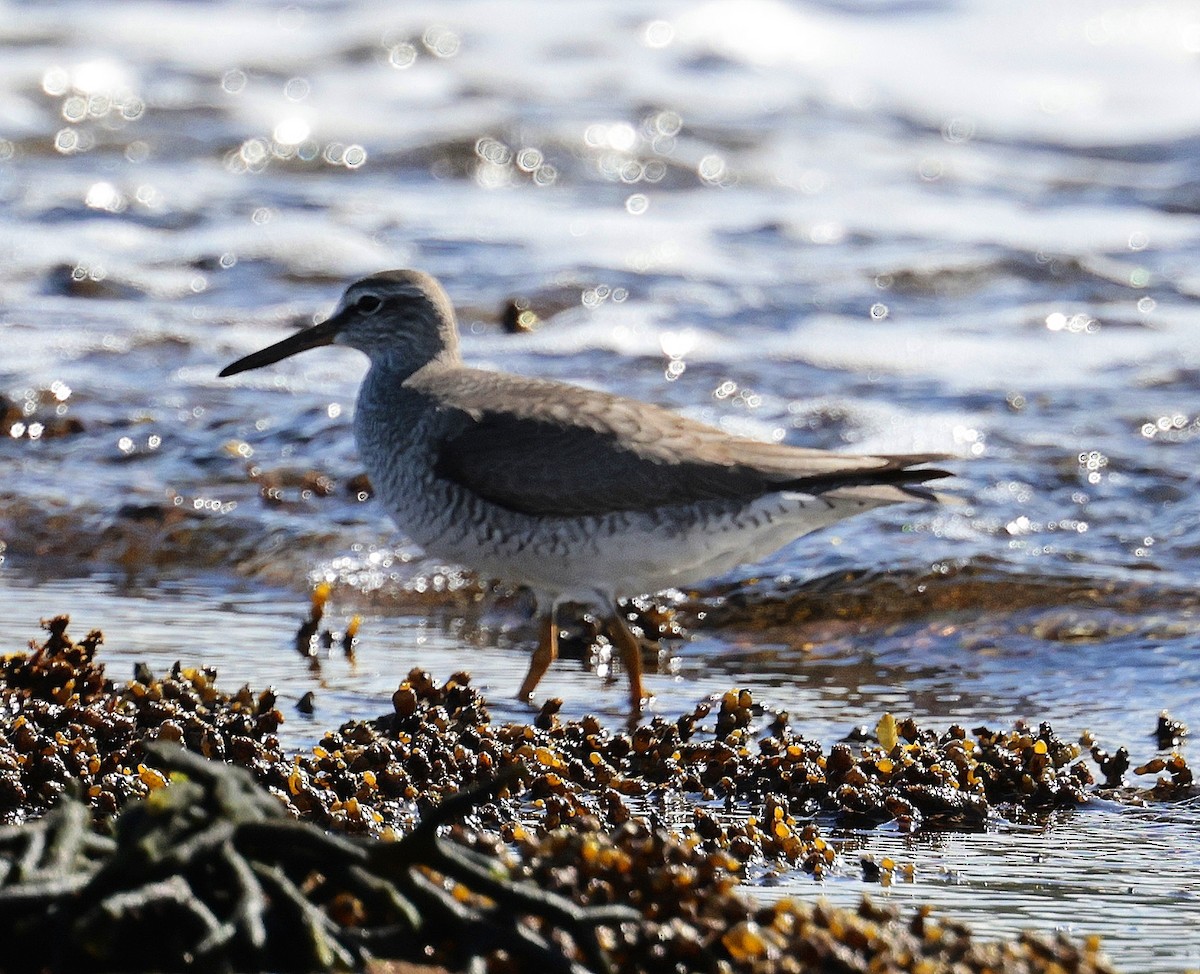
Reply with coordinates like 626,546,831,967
414,490,872,604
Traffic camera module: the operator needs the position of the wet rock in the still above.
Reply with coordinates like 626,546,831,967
501,296,540,333
0,615,1159,973
0,616,285,824
1154,709,1188,749
43,262,144,299
0,386,86,440
346,471,374,500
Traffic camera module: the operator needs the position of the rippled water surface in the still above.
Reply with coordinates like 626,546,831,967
2,0,1199,968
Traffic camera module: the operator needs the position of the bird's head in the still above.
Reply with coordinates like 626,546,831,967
219,269,459,379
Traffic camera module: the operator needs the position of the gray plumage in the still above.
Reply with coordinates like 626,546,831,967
220,269,952,706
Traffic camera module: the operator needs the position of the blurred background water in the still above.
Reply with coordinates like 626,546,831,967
1,0,1199,968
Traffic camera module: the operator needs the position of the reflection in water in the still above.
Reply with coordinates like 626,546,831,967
764,809,1200,973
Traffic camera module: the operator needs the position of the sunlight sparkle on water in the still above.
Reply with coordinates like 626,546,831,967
642,20,674,48
284,77,310,102
585,122,637,152
274,116,311,146
660,330,697,360
221,69,247,94
422,25,460,58
85,181,125,212
676,1,830,66
387,42,417,69
1045,312,1098,334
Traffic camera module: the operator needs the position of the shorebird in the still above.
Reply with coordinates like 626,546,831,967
220,271,950,708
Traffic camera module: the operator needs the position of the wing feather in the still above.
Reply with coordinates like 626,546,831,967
407,365,950,517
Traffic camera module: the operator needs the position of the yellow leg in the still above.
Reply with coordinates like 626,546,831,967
606,610,647,710
517,611,558,701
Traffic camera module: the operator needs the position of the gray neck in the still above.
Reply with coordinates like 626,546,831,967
355,360,427,476
367,342,458,383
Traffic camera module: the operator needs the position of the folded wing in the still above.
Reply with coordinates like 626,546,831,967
409,366,951,518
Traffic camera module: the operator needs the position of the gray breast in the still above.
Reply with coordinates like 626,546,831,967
353,370,561,565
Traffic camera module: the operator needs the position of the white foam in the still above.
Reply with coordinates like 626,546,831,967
674,0,1200,144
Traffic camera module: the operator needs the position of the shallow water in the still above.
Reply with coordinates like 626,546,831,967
2,0,1199,968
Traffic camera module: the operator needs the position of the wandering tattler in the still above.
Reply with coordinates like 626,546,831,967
220,270,950,708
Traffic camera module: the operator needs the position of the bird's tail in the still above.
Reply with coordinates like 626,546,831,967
820,479,961,508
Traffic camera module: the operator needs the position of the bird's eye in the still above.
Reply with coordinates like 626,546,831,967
355,294,383,314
